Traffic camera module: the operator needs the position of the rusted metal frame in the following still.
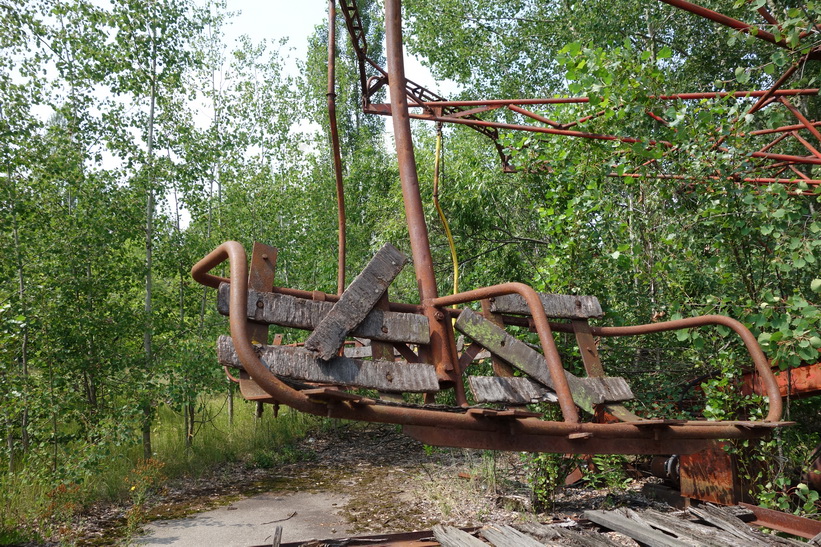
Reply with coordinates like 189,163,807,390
509,103,595,130
748,63,801,115
788,165,812,180
505,104,565,129
432,283,581,424
393,108,675,147
547,316,782,423
337,0,372,101
659,0,784,47
751,119,821,136
790,130,821,160
757,131,791,154
738,502,821,539
780,95,821,144
610,172,821,185
384,0,463,402
393,89,817,109
194,242,787,444
327,0,347,296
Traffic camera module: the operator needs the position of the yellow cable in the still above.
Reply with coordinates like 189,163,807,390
432,124,459,300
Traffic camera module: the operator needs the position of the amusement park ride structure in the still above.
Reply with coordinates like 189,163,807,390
192,0,821,501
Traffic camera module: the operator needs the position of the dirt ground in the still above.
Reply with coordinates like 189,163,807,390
66,422,671,545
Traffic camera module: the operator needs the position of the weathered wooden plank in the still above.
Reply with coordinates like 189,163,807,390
468,376,558,404
490,293,604,319
481,524,544,547
689,505,803,546
218,284,429,345
515,522,622,547
305,243,408,359
432,525,487,547
585,509,690,547
456,309,629,413
217,335,438,393
640,509,745,547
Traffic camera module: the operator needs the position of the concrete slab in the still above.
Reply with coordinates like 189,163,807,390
135,491,351,546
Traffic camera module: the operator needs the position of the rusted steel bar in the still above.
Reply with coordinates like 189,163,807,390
748,64,800,114
659,0,783,47
433,283,580,424
386,89,818,109
384,109,675,147
780,96,821,144
610,173,821,185
757,132,791,153
547,317,782,423
738,502,821,539
327,0,347,296
791,131,821,160
385,0,462,397
751,120,821,136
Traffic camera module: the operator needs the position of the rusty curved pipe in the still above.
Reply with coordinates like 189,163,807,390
592,317,781,422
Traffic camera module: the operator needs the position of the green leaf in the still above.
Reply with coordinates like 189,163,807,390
812,279,821,292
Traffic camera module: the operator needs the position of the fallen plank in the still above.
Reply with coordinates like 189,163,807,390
217,284,429,345
481,525,544,547
432,525,487,547
585,509,690,547
640,509,744,547
305,243,408,359
217,335,438,393
490,293,604,319
689,504,804,546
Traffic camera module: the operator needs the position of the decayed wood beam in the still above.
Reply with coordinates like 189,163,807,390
490,293,604,319
217,335,438,393
217,285,429,345
455,309,632,413
305,243,408,359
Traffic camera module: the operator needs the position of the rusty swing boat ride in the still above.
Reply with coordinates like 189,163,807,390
191,0,821,464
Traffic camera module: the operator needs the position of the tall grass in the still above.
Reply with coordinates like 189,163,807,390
0,395,321,543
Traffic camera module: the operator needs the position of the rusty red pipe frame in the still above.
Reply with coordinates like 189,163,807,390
548,315,782,423
192,241,786,445
327,0,347,296
384,0,463,400
659,0,783,47
433,283,581,424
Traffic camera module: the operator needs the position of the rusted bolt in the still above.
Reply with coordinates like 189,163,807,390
434,311,445,321
262,254,269,260
256,300,264,309
381,326,389,333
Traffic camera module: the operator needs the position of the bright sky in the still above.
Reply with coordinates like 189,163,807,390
223,0,451,94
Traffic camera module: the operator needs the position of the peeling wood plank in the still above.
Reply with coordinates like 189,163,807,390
640,509,745,547
468,376,558,404
305,243,408,359
432,525,487,547
585,509,691,547
217,284,429,345
490,293,604,319
481,525,544,546
217,335,438,393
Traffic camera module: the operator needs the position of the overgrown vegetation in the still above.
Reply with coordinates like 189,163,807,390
0,397,320,543
3,0,821,540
